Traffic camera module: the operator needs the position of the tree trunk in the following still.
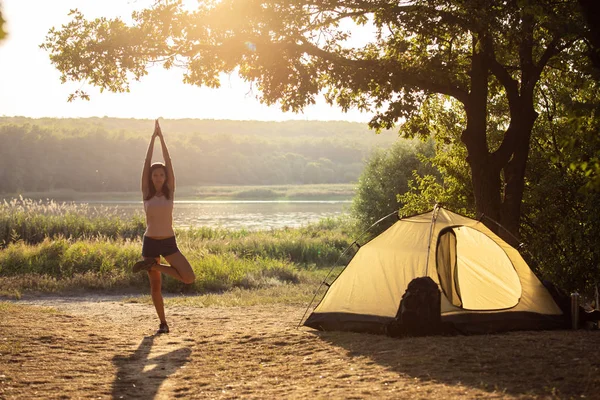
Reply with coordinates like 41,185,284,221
499,103,538,243
471,160,502,228
461,29,542,244
461,36,504,232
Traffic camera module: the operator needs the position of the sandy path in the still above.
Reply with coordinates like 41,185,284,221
2,295,600,399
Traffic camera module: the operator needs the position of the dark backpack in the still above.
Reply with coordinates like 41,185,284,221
386,277,442,337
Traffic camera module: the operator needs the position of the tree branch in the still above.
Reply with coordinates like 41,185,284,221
531,37,570,86
295,39,470,103
488,57,520,107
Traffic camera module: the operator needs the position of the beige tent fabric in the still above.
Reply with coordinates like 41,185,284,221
313,207,563,320
315,216,431,318
449,226,521,310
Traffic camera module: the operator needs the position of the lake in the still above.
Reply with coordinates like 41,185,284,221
82,200,351,230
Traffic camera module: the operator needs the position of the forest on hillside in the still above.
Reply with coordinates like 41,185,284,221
0,117,398,193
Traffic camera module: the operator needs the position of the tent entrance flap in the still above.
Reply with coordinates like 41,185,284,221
437,229,461,307
436,226,522,311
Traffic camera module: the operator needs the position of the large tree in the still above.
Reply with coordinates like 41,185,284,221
42,0,591,238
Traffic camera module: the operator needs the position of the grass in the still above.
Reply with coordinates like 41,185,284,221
0,197,355,298
0,239,343,298
122,274,339,308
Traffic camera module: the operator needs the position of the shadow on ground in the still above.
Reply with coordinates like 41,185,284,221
315,329,600,398
112,335,192,399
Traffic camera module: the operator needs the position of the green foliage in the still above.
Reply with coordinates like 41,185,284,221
518,63,600,296
177,216,353,267
166,254,300,293
398,97,474,217
397,174,446,217
38,2,584,134
520,167,600,297
351,138,437,231
40,0,593,238
0,237,139,277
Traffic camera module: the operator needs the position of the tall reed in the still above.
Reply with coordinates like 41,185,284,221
0,196,145,246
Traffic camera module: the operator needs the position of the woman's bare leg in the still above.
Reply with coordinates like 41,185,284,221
152,252,196,284
148,268,166,324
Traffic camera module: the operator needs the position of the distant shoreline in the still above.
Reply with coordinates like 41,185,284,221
0,183,357,203
75,200,352,204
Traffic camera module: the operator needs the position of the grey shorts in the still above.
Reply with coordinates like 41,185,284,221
142,236,179,258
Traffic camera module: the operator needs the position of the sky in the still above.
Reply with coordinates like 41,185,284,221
0,0,370,122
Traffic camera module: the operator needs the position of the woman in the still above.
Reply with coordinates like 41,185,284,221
133,119,196,334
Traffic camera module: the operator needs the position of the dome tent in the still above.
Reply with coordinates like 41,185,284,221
303,205,567,335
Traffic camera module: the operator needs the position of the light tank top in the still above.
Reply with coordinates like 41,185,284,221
143,195,175,237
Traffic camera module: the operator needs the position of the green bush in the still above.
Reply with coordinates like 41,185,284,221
351,139,437,233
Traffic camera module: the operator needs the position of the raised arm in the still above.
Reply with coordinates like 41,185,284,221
141,128,157,198
155,119,175,194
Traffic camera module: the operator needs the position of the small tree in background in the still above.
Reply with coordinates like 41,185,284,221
351,139,436,234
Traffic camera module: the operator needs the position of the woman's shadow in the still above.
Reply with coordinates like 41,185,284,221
112,334,192,399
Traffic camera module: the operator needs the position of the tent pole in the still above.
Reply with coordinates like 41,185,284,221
479,214,546,276
479,214,524,248
296,242,357,329
424,203,442,275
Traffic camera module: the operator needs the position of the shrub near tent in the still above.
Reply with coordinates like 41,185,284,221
303,206,568,335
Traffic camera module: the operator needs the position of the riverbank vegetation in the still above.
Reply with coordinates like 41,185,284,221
0,197,354,299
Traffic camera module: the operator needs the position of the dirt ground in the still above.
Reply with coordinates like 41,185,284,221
1,296,600,399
